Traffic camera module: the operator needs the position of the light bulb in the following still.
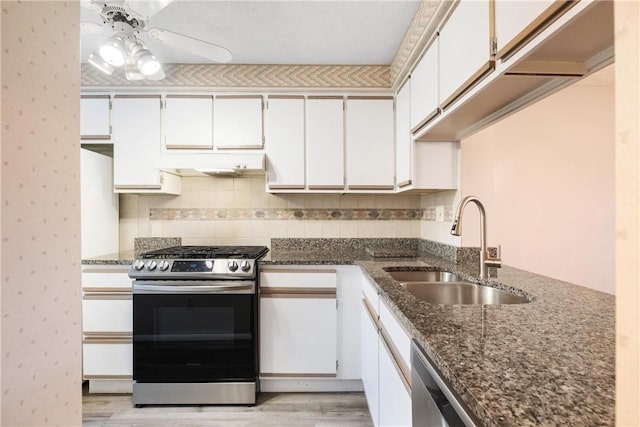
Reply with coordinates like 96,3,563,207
136,50,162,76
98,37,126,67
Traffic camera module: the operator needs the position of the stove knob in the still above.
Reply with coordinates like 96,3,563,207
240,260,251,272
146,260,157,271
227,260,238,272
159,260,170,271
133,260,145,271
205,260,214,270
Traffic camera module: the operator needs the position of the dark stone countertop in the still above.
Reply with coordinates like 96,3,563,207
82,246,615,426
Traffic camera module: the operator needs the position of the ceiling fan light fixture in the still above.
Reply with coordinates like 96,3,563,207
98,36,126,67
88,51,115,75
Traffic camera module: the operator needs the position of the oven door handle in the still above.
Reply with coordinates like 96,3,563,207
132,280,255,294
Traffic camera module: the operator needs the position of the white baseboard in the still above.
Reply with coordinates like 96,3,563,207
88,379,133,394
259,378,364,392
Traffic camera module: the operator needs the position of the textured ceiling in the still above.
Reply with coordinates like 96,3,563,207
81,1,422,65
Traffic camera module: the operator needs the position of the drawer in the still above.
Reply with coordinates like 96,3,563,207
361,276,379,316
82,266,132,290
379,300,411,374
82,295,132,333
260,269,337,289
82,342,132,378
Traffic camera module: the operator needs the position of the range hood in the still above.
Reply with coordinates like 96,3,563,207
156,153,265,177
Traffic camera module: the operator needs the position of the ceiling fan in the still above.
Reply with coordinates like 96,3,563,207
82,0,232,81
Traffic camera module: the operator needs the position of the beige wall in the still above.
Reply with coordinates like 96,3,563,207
424,65,615,294
1,2,82,425
614,0,640,424
120,175,421,249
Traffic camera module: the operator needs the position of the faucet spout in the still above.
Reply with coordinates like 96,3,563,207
450,196,500,279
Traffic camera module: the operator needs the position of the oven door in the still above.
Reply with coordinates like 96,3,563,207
133,281,256,383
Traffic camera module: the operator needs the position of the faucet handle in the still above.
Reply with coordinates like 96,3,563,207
485,245,502,268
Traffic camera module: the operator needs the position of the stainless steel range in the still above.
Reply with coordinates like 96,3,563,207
128,245,269,406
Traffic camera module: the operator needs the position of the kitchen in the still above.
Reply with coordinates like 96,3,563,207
0,1,637,426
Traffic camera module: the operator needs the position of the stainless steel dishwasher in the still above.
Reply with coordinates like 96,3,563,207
411,341,478,427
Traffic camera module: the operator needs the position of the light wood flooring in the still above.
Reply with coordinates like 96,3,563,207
83,388,373,427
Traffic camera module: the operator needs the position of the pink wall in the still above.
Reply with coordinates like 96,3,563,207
460,65,615,294
1,2,82,424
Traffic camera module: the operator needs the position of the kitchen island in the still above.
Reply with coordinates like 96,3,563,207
83,240,615,426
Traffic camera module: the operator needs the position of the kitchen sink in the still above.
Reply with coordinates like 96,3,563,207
384,268,529,305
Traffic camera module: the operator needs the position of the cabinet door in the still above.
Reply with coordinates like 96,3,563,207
81,95,111,139
112,96,162,189
345,97,395,191
495,0,572,60
379,335,412,427
410,38,439,131
307,97,345,190
265,96,305,190
439,0,494,109
82,295,132,333
214,95,263,149
164,96,213,150
362,297,380,426
395,81,411,190
260,297,337,376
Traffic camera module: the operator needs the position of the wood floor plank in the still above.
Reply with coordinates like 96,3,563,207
83,392,373,427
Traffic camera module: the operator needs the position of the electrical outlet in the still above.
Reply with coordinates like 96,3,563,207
435,206,444,222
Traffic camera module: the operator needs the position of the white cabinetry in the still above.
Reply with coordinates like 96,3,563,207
82,265,133,393
410,38,440,132
361,276,412,427
112,95,181,194
307,97,345,190
265,96,306,190
494,0,573,60
260,269,337,376
345,97,395,191
164,95,213,150
395,81,411,189
438,0,494,109
81,95,111,139
259,266,362,392
214,95,264,149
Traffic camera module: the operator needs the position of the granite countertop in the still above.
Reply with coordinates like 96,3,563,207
265,247,615,427
81,249,137,265
82,245,615,426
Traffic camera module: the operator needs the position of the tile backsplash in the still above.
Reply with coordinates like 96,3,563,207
120,175,427,250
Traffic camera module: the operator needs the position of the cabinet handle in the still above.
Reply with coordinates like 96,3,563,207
397,180,412,188
260,287,336,299
347,185,395,191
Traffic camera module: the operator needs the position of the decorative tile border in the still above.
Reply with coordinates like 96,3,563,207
150,208,423,221
81,64,391,88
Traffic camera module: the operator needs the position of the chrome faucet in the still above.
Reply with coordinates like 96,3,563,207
450,196,501,279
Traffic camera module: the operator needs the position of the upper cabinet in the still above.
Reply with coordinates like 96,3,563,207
395,81,412,190
345,97,395,191
164,95,213,150
306,97,345,191
438,0,494,110
416,0,614,142
265,96,306,190
213,95,264,149
81,95,111,139
494,1,575,61
410,38,440,132
112,95,181,194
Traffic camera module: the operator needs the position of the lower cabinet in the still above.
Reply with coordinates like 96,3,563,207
259,266,362,392
81,265,133,393
361,276,412,427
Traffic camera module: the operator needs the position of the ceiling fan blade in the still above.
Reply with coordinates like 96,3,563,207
147,28,232,63
123,0,175,20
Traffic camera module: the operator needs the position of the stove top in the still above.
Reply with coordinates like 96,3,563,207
141,245,270,260
130,245,269,280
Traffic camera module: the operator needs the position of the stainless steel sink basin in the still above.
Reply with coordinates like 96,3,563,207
384,269,529,305
386,270,467,283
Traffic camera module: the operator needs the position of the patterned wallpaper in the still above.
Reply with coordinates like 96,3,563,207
1,2,82,425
